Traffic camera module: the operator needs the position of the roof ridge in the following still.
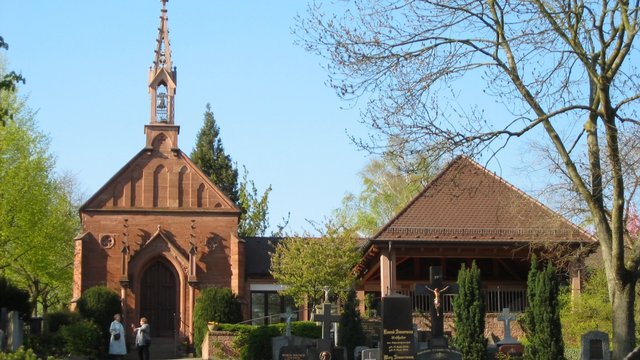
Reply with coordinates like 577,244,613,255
460,156,595,241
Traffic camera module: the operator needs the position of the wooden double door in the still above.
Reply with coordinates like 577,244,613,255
140,259,178,337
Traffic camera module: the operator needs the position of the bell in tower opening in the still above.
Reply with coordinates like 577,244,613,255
156,85,168,123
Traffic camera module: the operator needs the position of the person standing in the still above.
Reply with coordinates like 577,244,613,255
109,314,127,359
132,317,151,360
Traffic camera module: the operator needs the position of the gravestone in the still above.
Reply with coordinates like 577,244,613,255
361,348,379,360
279,345,309,360
312,302,341,352
361,348,378,360
381,294,416,360
581,331,610,360
7,311,23,352
354,346,369,360
274,335,316,360
496,308,518,345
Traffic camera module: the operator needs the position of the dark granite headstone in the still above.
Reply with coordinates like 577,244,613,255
280,345,309,360
581,331,610,360
307,346,347,360
381,294,416,360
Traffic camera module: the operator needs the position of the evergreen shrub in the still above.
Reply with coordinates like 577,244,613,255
193,287,243,356
523,256,565,360
76,286,121,337
60,319,102,358
46,309,81,333
339,289,366,360
229,322,321,360
452,261,486,360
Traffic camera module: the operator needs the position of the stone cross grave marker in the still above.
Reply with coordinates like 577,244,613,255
581,330,610,360
496,308,518,345
281,306,295,338
312,303,341,351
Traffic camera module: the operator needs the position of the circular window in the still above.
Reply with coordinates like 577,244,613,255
100,235,115,249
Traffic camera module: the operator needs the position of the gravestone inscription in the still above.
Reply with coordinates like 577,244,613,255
381,294,416,360
279,345,308,360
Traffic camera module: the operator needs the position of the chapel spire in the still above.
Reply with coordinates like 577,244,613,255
148,0,177,125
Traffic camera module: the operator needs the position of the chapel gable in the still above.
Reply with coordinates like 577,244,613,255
81,149,238,212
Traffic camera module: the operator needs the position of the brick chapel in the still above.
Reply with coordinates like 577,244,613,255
72,1,245,340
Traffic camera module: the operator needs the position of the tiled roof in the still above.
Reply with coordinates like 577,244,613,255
373,156,595,243
244,236,282,277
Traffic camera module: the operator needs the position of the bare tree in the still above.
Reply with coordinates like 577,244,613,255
297,0,640,357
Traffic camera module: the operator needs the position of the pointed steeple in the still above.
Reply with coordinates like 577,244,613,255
149,0,177,125
145,0,180,151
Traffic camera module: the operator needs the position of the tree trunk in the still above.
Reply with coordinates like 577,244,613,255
612,279,637,359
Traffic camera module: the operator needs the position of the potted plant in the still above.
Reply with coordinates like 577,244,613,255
207,321,219,332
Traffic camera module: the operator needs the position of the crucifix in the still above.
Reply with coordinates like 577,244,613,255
428,266,447,340
280,306,295,338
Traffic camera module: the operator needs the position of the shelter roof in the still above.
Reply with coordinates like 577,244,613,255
372,156,594,243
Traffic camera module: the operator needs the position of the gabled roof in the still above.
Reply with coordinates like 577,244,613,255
372,156,595,243
80,148,240,213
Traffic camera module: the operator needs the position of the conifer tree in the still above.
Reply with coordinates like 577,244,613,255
190,103,239,203
338,289,366,360
452,261,486,360
190,104,274,236
523,258,565,360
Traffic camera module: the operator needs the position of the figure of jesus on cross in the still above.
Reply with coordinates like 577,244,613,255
425,285,450,317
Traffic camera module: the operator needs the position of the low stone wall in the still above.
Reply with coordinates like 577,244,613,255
202,330,239,360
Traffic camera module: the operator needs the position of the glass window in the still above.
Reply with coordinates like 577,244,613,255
250,291,298,325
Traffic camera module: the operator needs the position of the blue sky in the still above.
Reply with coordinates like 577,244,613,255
0,1,378,233
1,1,536,234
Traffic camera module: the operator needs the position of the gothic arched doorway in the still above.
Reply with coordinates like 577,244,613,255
140,259,177,337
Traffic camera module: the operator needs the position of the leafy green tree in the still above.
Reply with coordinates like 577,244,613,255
193,287,243,356
270,221,361,306
299,1,640,356
190,103,239,203
0,84,78,315
237,166,272,237
338,289,366,360
333,151,434,237
190,104,273,236
559,268,611,349
524,258,565,360
452,261,486,360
